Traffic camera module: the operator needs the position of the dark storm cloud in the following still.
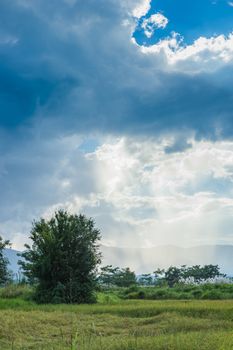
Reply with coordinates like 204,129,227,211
1,0,233,248
0,0,232,138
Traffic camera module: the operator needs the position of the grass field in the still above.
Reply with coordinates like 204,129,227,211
1,297,233,349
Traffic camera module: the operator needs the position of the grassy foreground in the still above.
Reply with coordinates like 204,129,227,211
1,297,233,349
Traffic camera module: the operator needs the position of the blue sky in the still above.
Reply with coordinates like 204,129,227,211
0,0,233,253
134,0,233,46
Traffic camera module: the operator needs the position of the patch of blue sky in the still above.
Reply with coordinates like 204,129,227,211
79,138,100,153
133,0,233,47
182,176,233,196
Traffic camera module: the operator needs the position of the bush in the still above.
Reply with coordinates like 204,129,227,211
150,289,172,299
201,290,223,300
124,285,139,293
0,284,33,300
191,289,203,298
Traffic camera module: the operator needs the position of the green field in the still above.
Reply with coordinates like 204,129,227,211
1,297,233,349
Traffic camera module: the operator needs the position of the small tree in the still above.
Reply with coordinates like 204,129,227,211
114,267,137,287
19,210,102,304
138,273,153,286
0,236,11,286
165,266,181,287
98,266,137,288
98,265,120,287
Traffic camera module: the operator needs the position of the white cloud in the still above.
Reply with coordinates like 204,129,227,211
137,33,233,72
129,0,233,72
142,13,169,38
132,0,151,18
2,134,233,250
26,137,233,249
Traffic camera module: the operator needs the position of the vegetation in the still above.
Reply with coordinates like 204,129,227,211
0,206,233,349
0,235,12,285
19,210,101,304
0,283,33,300
98,265,137,288
154,264,225,287
1,209,229,306
1,292,233,349
121,283,233,300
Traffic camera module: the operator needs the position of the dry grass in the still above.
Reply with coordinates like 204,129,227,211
0,299,233,349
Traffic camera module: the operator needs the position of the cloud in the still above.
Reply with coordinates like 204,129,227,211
0,0,233,250
141,13,169,38
2,133,233,250
0,0,232,140
133,0,233,71
132,0,151,18
139,33,233,70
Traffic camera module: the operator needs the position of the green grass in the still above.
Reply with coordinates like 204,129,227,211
1,296,233,349
121,283,233,300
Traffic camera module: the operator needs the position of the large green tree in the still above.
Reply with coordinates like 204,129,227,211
19,210,102,304
0,236,11,286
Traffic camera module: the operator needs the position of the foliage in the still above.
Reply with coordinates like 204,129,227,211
154,264,224,287
122,283,233,300
98,265,120,287
19,210,101,304
0,235,12,286
97,291,121,304
165,266,181,287
181,264,225,281
138,273,154,286
114,267,137,287
0,283,33,300
98,265,137,287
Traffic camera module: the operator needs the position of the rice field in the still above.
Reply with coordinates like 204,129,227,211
0,298,233,349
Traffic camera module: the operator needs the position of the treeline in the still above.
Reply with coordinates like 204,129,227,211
98,264,225,288
0,210,229,304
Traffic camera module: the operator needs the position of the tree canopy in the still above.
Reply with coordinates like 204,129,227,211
154,264,224,287
19,210,102,304
98,265,137,287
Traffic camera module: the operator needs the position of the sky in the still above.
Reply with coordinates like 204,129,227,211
0,0,233,251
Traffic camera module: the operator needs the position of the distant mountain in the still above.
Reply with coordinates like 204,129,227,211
4,245,233,276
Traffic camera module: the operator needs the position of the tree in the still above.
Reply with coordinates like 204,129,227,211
98,265,120,287
183,264,224,281
138,273,153,286
153,264,225,288
154,268,165,280
0,236,11,286
114,267,137,287
19,210,102,304
165,266,181,287
98,266,137,288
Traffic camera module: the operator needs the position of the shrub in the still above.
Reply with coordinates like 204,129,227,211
0,284,33,300
201,290,223,300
